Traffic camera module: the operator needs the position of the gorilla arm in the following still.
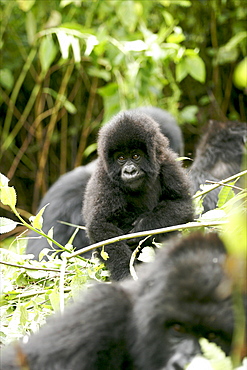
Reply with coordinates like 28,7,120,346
83,167,133,280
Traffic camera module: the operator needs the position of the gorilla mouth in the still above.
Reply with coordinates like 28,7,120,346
124,175,145,190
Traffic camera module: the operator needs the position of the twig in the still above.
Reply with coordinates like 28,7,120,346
68,220,227,259
0,260,70,273
5,287,72,301
193,170,247,199
205,180,243,191
59,258,67,313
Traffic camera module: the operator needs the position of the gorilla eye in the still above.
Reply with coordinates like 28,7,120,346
172,323,186,334
132,153,140,161
206,332,218,341
117,155,126,163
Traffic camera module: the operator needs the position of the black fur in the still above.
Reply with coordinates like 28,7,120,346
83,111,193,280
26,107,184,259
131,106,184,155
2,233,242,370
189,120,247,212
26,162,96,259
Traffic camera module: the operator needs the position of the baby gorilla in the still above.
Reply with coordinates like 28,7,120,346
2,233,243,370
26,107,183,259
83,111,194,280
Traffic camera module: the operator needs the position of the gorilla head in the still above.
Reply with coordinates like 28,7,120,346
98,112,167,190
130,232,236,369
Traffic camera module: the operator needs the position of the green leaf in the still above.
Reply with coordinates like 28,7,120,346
87,67,111,82
159,0,191,6
217,184,235,208
216,47,238,65
83,143,97,159
117,1,138,32
180,105,199,124
167,33,185,44
222,205,247,257
43,88,77,114
26,11,36,45
0,174,9,187
100,247,109,261
39,36,57,74
0,186,17,209
217,31,247,65
30,204,49,230
175,59,188,82
26,269,49,279
0,69,14,90
85,35,99,56
185,55,206,83
16,0,36,12
137,247,155,263
49,288,60,311
0,217,18,234
199,209,227,222
70,35,81,62
200,338,233,370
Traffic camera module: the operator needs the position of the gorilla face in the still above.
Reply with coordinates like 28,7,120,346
114,149,146,190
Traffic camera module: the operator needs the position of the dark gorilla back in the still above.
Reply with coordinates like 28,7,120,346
3,233,243,370
189,120,247,212
26,162,96,259
26,107,184,259
131,106,184,155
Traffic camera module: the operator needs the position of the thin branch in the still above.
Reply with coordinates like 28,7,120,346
193,170,247,199
5,287,72,301
0,260,70,273
205,180,243,192
68,220,227,259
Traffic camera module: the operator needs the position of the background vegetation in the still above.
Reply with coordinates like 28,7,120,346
0,0,246,216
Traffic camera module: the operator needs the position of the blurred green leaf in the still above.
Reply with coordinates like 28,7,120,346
185,55,206,83
0,186,17,209
217,184,236,208
0,217,18,234
43,88,77,114
180,105,199,123
0,69,14,90
117,1,138,32
39,36,57,74
26,11,36,45
16,0,36,12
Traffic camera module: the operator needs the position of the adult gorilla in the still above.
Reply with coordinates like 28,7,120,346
189,120,247,212
83,111,193,280
26,107,184,259
2,233,243,370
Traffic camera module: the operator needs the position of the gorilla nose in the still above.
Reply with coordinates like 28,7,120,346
124,164,138,177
